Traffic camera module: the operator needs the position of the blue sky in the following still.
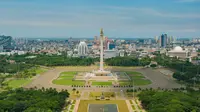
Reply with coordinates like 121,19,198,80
0,0,200,38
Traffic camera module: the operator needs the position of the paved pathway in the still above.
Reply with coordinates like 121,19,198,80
120,90,125,100
131,100,140,112
126,100,134,112
74,100,80,112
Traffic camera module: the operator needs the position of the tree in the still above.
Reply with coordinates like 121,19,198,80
0,88,69,112
138,89,200,112
150,64,157,68
72,88,76,93
76,91,79,95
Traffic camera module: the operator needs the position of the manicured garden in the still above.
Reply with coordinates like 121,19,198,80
92,81,113,86
89,92,115,98
53,71,151,86
52,72,85,86
120,71,152,86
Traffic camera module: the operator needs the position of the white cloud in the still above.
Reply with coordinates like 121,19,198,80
108,6,200,19
176,0,200,2
0,5,199,37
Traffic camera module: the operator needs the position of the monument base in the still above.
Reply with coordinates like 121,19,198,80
93,70,111,76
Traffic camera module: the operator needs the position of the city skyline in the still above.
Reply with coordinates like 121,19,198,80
0,0,200,38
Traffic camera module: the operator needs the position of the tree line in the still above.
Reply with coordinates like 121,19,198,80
0,88,69,112
11,54,96,66
0,54,97,74
105,56,151,66
138,89,200,112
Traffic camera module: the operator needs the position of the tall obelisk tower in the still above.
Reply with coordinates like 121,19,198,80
100,28,104,71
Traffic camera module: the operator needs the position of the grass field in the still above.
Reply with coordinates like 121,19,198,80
78,100,129,112
53,79,85,86
69,91,81,99
119,81,132,86
92,81,113,86
53,71,85,86
133,79,151,85
125,92,134,98
35,68,48,74
6,79,32,88
2,67,47,89
123,71,152,86
89,92,115,98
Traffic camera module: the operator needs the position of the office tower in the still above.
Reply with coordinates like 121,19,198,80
155,36,159,43
160,34,167,48
0,35,12,50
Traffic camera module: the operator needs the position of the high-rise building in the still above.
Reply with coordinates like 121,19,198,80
94,36,98,42
109,43,116,50
155,36,159,43
78,41,88,56
0,35,12,50
160,34,167,48
148,38,152,45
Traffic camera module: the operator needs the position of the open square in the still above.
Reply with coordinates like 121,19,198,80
78,100,129,112
88,104,118,112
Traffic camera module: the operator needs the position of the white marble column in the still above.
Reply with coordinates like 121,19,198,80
100,28,104,71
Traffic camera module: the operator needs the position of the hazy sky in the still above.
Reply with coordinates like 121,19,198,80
0,0,200,38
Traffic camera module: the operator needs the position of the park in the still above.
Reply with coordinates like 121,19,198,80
24,65,182,112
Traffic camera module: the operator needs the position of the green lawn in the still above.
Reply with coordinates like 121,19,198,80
89,92,115,97
6,79,32,88
69,91,81,99
61,71,77,75
53,79,85,86
70,105,75,110
53,72,85,86
131,75,145,79
126,71,142,75
119,79,151,86
125,92,134,98
35,68,48,74
58,75,74,79
124,71,152,86
92,81,113,86
89,92,102,97
133,79,152,85
129,100,133,104
132,105,136,110
59,72,76,79
119,81,131,86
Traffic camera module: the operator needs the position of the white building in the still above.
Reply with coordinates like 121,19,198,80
67,51,73,57
104,50,118,59
119,50,125,57
167,46,188,59
78,41,88,56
